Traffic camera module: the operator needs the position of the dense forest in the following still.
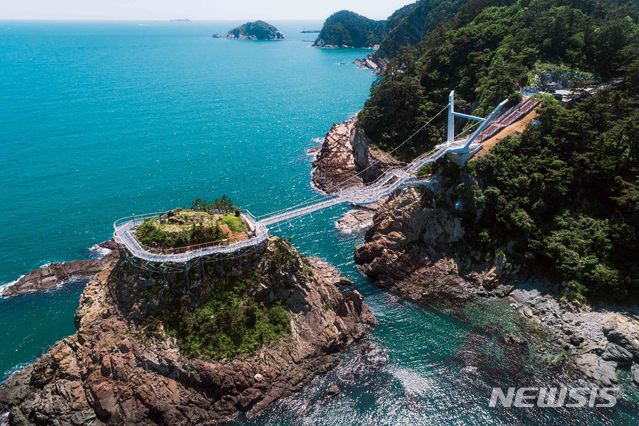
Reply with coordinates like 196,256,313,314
356,0,639,302
314,11,387,48
360,0,639,157
314,0,467,51
464,82,639,302
376,0,470,59
227,21,284,40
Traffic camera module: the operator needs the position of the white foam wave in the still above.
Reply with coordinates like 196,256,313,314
0,276,23,298
306,147,321,158
390,366,434,398
2,362,30,381
88,243,112,259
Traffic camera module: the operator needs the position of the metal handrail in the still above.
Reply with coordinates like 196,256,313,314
113,210,267,256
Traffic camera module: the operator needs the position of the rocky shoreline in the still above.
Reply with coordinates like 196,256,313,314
335,208,375,236
308,116,639,389
311,118,400,195
353,54,387,74
1,241,118,298
0,239,375,424
354,188,639,389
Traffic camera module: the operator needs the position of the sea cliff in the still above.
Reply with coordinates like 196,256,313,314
311,118,399,194
0,239,375,424
353,171,639,388
309,101,639,389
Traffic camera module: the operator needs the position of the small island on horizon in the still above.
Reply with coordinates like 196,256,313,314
226,20,285,40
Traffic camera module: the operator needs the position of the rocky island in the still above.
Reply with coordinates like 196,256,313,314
0,200,375,424
311,118,400,194
0,241,118,298
227,21,284,41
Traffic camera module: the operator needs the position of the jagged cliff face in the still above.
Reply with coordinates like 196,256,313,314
0,239,375,425
354,165,541,302
354,186,486,304
311,118,400,194
354,177,639,389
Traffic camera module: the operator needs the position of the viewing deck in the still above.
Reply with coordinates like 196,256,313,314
113,212,269,263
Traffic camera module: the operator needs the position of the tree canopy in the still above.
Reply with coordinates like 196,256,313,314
314,10,387,48
359,0,639,159
356,0,639,302
227,21,284,40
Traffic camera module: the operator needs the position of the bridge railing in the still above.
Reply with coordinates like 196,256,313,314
113,212,167,230
113,96,531,263
113,210,268,257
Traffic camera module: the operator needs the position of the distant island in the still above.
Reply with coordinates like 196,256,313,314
227,20,285,40
169,18,191,23
301,29,320,34
313,10,386,48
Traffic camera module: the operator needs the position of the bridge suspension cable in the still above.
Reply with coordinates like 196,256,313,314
256,103,450,222
321,103,449,194
114,91,526,264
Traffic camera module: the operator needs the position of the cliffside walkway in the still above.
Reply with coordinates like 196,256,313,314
114,92,538,264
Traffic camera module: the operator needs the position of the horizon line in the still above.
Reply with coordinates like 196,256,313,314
0,18,333,22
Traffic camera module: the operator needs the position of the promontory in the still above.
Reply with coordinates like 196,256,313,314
0,198,375,424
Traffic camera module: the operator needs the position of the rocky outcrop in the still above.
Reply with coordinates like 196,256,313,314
354,186,639,388
311,118,400,194
0,239,375,424
1,241,118,298
335,209,375,235
573,354,618,387
354,55,388,74
355,189,467,291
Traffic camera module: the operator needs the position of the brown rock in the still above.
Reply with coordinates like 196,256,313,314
0,239,375,425
1,241,118,298
311,118,400,194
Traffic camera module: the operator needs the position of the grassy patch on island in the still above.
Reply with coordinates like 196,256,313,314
177,288,291,360
141,280,291,360
135,196,248,249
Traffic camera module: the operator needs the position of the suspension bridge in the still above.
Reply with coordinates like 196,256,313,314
114,91,538,265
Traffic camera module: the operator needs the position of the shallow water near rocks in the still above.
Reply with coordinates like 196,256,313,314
0,21,637,424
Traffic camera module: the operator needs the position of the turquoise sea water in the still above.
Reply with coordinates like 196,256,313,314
0,21,636,424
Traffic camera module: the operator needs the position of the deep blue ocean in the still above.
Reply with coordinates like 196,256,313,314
0,21,636,425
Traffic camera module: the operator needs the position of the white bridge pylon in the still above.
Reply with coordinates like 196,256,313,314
446,90,509,157
114,90,513,264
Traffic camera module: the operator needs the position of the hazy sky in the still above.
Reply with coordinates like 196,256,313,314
0,1,417,21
